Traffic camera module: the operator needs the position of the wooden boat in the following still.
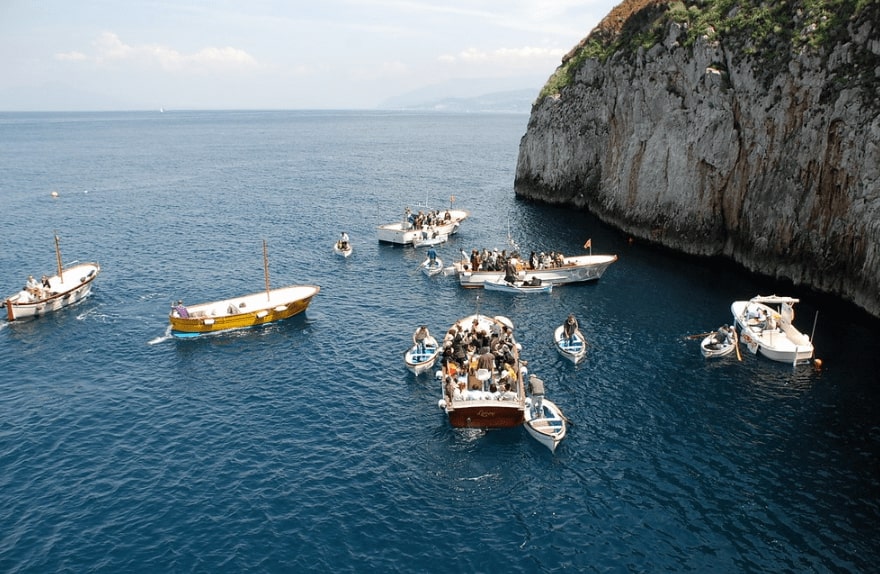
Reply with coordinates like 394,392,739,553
3,234,101,322
700,327,737,358
169,241,320,338
377,207,468,245
524,397,568,453
404,337,440,375
454,253,617,288
731,295,814,364
333,239,353,257
420,257,444,277
553,324,587,364
483,276,553,294
437,314,527,428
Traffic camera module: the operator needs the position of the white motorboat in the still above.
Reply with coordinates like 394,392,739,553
420,257,444,277
483,276,552,294
731,295,814,364
454,253,617,288
524,397,568,452
377,207,468,245
553,324,587,364
3,234,101,322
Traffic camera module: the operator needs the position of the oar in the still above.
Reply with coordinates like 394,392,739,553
685,332,714,340
733,329,742,361
557,407,574,426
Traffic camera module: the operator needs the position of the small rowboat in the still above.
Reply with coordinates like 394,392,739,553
483,277,552,294
420,257,444,277
524,397,568,452
404,336,440,375
553,324,587,364
333,240,353,257
412,232,448,248
700,329,737,358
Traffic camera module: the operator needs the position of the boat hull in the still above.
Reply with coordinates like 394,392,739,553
483,278,552,294
700,335,735,358
377,209,468,245
421,259,444,277
524,398,567,452
446,401,526,428
169,285,320,337
3,263,101,321
457,254,617,288
404,342,440,375
333,243,353,257
553,325,586,364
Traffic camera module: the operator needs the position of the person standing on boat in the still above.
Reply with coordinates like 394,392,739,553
529,375,545,415
338,232,349,250
413,325,430,352
427,248,437,263
563,314,580,344
503,259,518,284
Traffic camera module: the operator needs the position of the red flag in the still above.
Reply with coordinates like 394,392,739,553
583,239,592,249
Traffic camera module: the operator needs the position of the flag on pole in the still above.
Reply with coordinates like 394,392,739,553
583,239,592,249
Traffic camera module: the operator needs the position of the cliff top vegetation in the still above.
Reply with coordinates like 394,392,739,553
540,0,877,99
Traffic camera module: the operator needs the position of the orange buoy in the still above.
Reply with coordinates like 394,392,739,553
813,358,823,371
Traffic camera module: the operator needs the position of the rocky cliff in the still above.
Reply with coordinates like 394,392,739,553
515,0,880,317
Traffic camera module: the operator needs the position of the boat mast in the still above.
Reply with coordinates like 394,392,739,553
263,239,271,301
54,232,64,283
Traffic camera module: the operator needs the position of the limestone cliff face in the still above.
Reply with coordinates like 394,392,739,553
515,0,880,317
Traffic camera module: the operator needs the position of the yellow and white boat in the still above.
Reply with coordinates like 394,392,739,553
169,241,320,338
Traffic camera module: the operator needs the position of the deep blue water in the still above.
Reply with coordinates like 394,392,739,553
1,110,878,573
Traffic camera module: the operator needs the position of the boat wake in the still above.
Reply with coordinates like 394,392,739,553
148,325,174,345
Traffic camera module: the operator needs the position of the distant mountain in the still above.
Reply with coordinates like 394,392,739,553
379,88,536,113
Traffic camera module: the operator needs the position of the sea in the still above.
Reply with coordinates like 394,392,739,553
0,110,878,573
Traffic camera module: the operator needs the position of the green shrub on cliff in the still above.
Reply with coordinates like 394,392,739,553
539,0,875,99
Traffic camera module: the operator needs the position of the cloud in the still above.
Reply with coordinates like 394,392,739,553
61,32,259,74
54,51,88,62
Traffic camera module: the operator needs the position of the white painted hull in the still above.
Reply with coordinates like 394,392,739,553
524,398,567,452
456,254,617,288
3,263,101,321
700,334,736,358
333,242,353,257
553,325,586,364
483,277,552,294
421,258,444,277
404,341,440,375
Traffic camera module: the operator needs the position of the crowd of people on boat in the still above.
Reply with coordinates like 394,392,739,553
458,248,567,272
440,318,525,403
404,207,453,230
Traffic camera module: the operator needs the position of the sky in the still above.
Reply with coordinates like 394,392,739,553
0,0,620,111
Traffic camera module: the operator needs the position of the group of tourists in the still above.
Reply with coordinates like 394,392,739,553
440,318,523,403
17,274,53,303
404,207,452,230
458,248,568,273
